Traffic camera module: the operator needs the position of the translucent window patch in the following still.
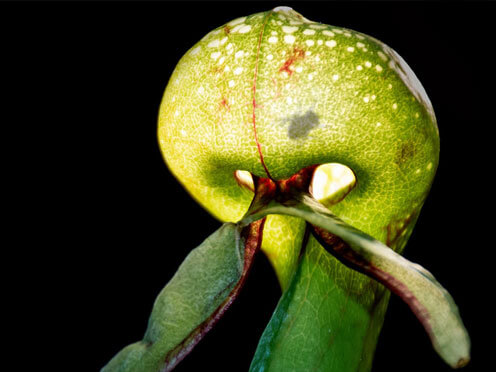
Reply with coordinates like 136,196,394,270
310,163,356,207
234,170,254,192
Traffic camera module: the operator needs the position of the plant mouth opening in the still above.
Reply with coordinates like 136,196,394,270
235,163,356,207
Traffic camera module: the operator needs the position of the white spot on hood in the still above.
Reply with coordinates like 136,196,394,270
382,44,437,126
282,25,298,34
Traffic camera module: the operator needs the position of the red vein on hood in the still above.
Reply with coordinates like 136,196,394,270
251,12,273,180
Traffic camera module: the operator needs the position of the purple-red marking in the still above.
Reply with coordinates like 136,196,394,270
279,47,305,75
162,218,266,371
251,13,273,180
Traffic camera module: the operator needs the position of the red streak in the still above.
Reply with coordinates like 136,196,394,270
162,219,266,371
220,97,230,111
251,13,273,180
279,47,305,75
371,266,433,338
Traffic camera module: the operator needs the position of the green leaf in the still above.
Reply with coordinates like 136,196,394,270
250,233,389,372
248,194,470,370
102,219,264,372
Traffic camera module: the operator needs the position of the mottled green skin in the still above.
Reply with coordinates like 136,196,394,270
159,7,438,282
158,7,439,371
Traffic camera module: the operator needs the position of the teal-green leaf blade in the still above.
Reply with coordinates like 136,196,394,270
102,219,265,372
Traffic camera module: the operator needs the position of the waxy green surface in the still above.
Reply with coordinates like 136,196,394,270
153,6,449,372
158,7,439,290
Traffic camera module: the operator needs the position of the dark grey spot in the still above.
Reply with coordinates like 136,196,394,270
285,110,320,139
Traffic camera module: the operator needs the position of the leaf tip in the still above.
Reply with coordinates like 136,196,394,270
453,356,470,369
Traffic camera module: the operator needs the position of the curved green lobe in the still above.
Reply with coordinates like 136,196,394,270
247,194,470,370
102,220,265,372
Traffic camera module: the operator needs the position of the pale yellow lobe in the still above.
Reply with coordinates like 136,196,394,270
261,214,306,291
234,170,254,191
310,163,357,207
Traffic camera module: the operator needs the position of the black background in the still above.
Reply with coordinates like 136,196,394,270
6,1,492,371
